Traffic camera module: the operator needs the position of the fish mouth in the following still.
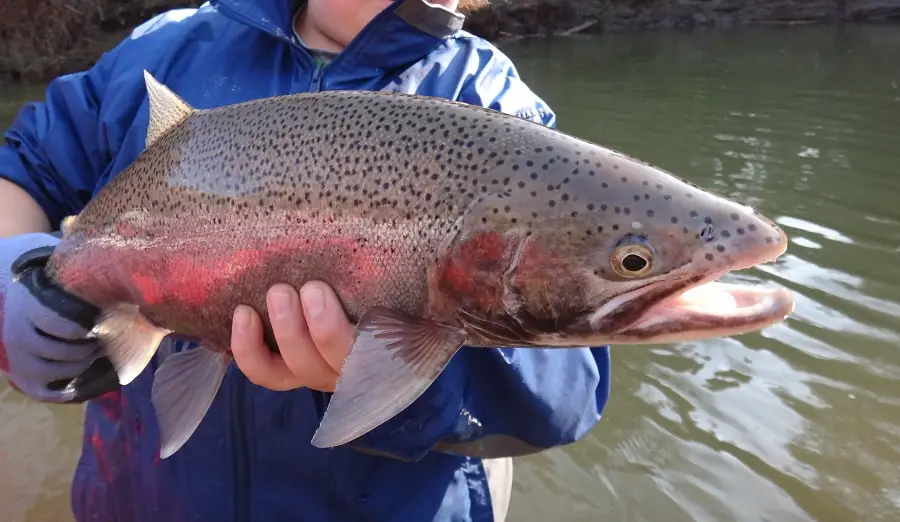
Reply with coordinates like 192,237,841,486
611,276,795,344
603,235,794,344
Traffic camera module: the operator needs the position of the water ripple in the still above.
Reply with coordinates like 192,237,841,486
507,24,900,522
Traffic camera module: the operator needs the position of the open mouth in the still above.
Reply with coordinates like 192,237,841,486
612,242,794,344
620,278,795,342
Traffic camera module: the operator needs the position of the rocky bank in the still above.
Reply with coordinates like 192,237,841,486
465,0,900,40
1,0,899,82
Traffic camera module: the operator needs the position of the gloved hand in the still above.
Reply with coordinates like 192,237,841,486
0,232,119,403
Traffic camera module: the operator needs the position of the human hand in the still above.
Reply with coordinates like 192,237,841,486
0,232,115,403
231,282,354,392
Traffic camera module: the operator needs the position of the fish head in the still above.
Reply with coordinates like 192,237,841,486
446,137,793,347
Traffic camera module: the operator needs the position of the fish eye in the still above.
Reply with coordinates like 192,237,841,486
610,239,654,278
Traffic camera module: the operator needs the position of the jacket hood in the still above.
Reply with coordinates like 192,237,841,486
211,0,465,75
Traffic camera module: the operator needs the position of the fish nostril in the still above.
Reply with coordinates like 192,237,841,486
699,223,716,242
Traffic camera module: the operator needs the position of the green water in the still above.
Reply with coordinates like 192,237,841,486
1,24,899,522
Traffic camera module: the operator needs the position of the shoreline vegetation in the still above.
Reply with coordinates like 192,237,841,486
1,0,899,83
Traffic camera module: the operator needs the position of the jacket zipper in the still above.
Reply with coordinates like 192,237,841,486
309,57,326,92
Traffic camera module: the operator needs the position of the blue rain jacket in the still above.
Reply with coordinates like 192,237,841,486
0,1,612,520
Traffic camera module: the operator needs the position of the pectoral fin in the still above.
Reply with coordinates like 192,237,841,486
310,307,468,449
151,346,231,459
92,303,172,385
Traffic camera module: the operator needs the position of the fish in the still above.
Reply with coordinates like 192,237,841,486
44,71,794,459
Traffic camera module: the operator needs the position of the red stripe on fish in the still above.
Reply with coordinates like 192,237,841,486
54,231,389,314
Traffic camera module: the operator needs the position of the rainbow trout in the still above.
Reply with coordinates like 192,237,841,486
46,72,794,459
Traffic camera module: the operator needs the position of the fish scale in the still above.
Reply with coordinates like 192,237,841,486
44,71,793,460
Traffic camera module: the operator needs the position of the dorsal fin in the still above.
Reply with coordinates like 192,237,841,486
143,70,195,149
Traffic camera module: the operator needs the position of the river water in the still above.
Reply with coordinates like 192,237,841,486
1,24,899,522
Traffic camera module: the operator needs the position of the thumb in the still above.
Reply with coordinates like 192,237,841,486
299,282,354,375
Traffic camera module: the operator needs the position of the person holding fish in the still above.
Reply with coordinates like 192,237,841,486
0,1,794,521
0,1,613,521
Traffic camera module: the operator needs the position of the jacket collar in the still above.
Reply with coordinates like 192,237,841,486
211,0,465,75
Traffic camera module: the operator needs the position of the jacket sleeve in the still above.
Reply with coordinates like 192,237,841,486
312,47,611,462
0,8,191,228
0,55,120,228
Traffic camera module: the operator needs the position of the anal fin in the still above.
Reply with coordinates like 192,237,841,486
93,303,172,385
152,346,231,459
310,307,468,449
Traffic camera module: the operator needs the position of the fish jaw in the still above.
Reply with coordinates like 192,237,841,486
586,218,793,345
613,280,794,344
